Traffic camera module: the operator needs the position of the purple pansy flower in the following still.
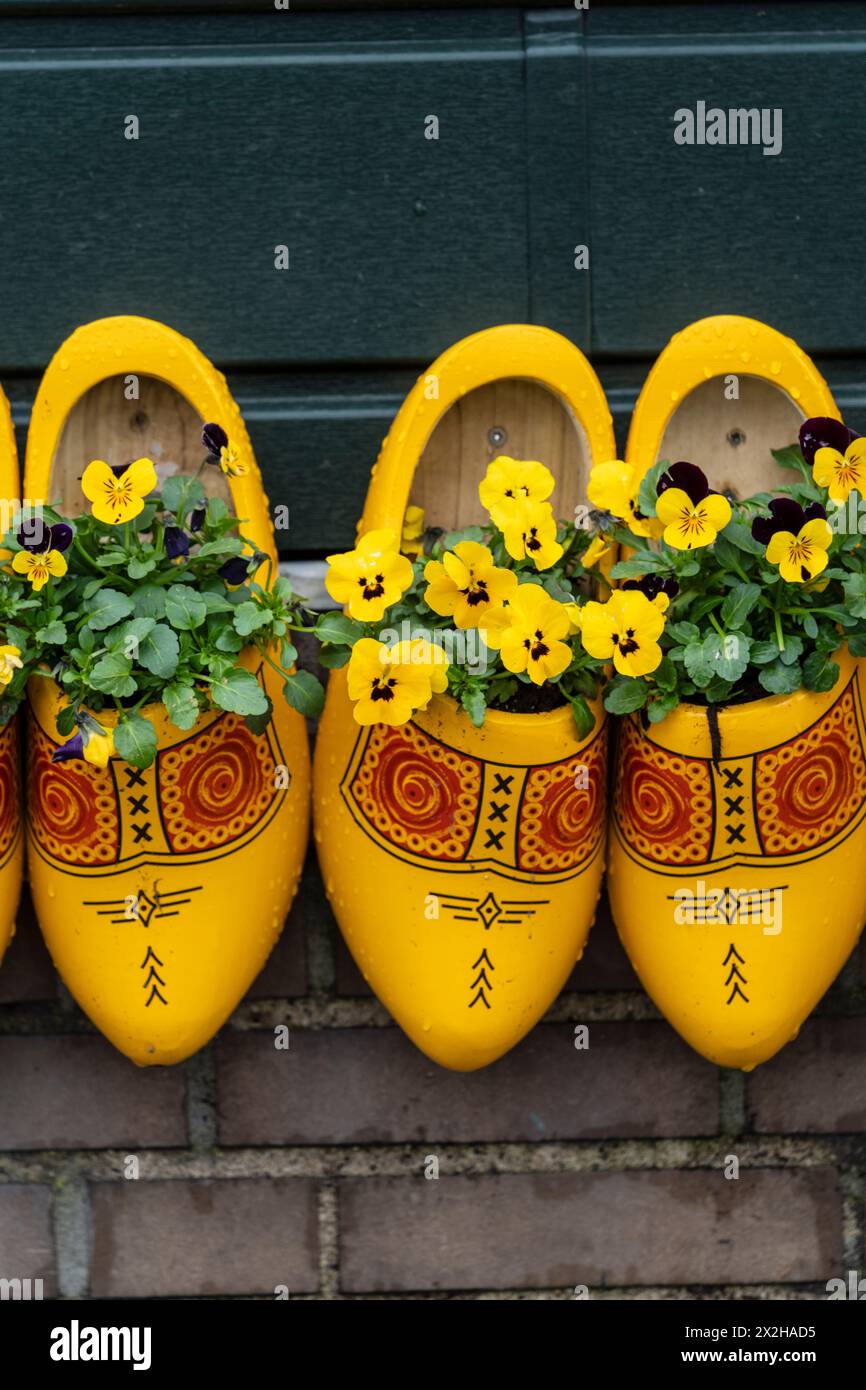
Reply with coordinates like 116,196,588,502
203,422,229,466
219,556,252,585
51,731,84,764
751,498,827,547
799,417,861,468
164,526,190,560
17,519,72,554
189,506,206,532
622,575,680,602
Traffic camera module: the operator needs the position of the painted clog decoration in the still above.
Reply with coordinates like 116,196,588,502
23,317,311,1064
0,381,24,965
608,314,865,1068
314,324,616,1070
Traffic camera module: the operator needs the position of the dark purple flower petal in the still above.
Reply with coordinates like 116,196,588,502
621,574,679,602
109,462,131,479
164,526,190,560
202,423,228,462
751,497,808,546
219,556,250,585
51,731,84,764
656,461,709,505
803,502,828,523
17,518,51,552
799,417,860,467
189,507,206,532
49,523,73,553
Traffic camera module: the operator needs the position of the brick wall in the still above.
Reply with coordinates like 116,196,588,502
2,771,865,1302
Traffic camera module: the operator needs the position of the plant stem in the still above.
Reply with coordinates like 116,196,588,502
774,609,785,652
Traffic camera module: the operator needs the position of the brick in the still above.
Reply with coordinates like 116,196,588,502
749,1018,866,1133
566,892,640,991
0,1037,186,1150
0,888,58,1003
90,1178,319,1297
217,1022,717,1145
244,911,306,1000
0,1184,56,1294
340,1169,841,1292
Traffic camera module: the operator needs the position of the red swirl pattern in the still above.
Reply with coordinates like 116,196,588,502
614,718,713,865
28,718,119,866
756,687,866,854
160,714,278,853
518,725,607,872
350,723,481,860
0,719,19,862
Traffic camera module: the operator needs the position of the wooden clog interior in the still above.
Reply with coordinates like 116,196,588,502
657,375,804,498
50,375,231,513
411,379,590,531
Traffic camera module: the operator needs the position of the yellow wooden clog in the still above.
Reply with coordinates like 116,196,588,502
0,382,24,965
314,324,615,1070
23,316,310,1065
609,314,862,1069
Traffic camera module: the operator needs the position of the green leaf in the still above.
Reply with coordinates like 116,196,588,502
244,697,274,736
610,554,672,579
210,668,270,716
314,611,364,646
318,643,351,669
684,640,713,688
113,714,158,769
165,584,208,631
803,613,819,638
233,600,272,637
844,574,866,619
570,695,595,739
202,591,235,614
647,691,679,723
215,626,244,653
36,619,66,645
56,704,77,737
702,631,751,683
161,475,205,517
637,458,669,519
206,497,230,526
603,678,649,714
720,583,761,630
195,538,242,560
281,670,324,718
164,681,200,731
460,685,487,727
802,651,841,693
779,635,804,667
848,633,866,657
750,639,783,665
652,655,678,693
664,621,700,645
759,659,802,695
127,554,157,580
720,520,764,556
770,443,806,474
87,587,135,632
138,623,180,679
90,651,136,698
279,639,298,669
133,584,167,619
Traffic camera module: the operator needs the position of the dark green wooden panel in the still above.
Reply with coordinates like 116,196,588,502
586,3,866,354
0,11,531,370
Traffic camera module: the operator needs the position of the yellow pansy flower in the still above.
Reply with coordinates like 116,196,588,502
766,518,833,584
580,589,665,678
401,504,425,558
347,637,439,726
424,540,517,629
812,438,866,504
586,459,661,540
498,583,573,686
389,637,449,698
12,548,67,591
499,499,564,570
654,462,731,550
0,645,23,686
478,456,555,528
81,457,158,525
325,529,414,622
581,534,613,569
84,728,115,768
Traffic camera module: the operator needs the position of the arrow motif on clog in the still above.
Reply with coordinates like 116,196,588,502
723,943,749,1004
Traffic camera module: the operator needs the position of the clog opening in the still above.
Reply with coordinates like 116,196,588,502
657,375,805,497
411,379,591,531
50,375,232,515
